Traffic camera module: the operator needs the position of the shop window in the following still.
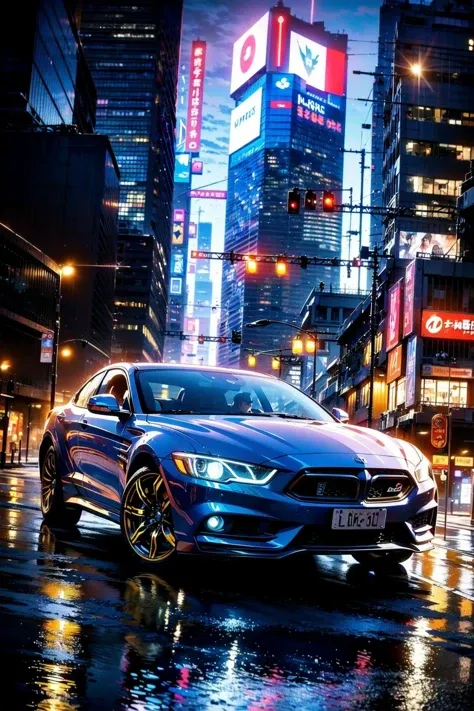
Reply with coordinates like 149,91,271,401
388,382,396,411
421,379,468,407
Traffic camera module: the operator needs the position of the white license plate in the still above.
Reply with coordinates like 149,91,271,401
331,508,387,530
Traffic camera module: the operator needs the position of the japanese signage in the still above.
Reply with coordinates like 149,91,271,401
229,87,263,155
191,160,203,175
185,41,207,152
386,280,402,352
188,222,197,236
433,455,449,467
403,260,415,338
173,208,185,223
454,456,474,468
387,344,403,384
40,331,54,363
174,153,190,183
399,231,459,260
172,221,185,246
189,189,227,200
422,364,473,379
288,31,346,96
421,311,474,341
431,414,448,449
405,336,417,408
295,92,342,133
230,13,269,95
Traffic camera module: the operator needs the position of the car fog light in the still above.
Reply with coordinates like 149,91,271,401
206,515,224,532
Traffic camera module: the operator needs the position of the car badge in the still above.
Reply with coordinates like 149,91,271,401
354,456,367,466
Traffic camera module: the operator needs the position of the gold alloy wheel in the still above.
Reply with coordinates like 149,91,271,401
41,449,57,514
122,471,176,562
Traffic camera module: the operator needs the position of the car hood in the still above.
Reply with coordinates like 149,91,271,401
146,415,422,473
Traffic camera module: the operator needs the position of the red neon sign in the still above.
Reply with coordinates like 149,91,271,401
422,310,474,340
276,15,285,67
185,41,207,152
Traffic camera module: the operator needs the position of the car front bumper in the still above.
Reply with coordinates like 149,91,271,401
161,459,437,559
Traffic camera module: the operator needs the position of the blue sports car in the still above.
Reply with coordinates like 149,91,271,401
40,364,437,567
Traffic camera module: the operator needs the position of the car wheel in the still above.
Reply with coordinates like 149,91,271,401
121,466,177,564
352,550,413,567
40,445,82,526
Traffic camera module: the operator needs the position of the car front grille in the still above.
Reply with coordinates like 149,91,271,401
410,509,436,531
366,472,413,502
288,470,361,501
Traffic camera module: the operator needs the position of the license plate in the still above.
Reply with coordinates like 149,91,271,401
331,508,387,530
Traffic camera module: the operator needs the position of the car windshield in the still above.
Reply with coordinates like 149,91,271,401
136,368,334,421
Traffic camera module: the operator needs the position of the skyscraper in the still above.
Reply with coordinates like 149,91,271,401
0,0,96,132
79,1,183,361
218,6,348,369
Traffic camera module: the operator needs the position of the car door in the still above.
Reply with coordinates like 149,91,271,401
77,368,133,513
55,372,106,499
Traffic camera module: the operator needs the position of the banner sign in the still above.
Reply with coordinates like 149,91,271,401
403,260,416,338
387,344,402,384
422,364,472,378
405,336,417,408
386,280,402,352
422,311,474,340
40,331,54,363
185,41,207,152
431,413,448,449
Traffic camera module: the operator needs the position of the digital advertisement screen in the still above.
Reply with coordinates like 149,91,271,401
422,311,474,341
174,153,190,183
294,88,343,134
231,12,269,95
171,251,184,276
288,31,346,96
399,231,458,259
170,277,182,296
229,87,263,155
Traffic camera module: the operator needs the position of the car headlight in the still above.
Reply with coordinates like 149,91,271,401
415,458,433,483
172,453,277,485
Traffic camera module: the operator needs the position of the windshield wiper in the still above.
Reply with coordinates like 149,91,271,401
268,413,315,420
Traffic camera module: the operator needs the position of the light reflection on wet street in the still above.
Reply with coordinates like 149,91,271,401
1,469,474,710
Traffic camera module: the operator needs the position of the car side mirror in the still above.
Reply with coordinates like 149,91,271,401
332,407,349,423
87,394,123,416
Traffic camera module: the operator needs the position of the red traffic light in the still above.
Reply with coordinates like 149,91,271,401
322,191,335,212
304,190,317,210
198,334,205,345
287,189,300,214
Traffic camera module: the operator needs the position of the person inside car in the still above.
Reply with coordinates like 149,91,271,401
230,392,253,415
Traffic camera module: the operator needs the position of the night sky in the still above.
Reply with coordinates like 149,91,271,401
180,0,381,292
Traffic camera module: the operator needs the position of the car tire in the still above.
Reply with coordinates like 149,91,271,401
351,550,413,567
40,445,82,527
120,466,177,565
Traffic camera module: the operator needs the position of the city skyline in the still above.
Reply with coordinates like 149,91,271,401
180,0,381,288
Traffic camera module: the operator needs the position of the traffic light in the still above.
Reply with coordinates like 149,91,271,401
6,379,14,395
248,353,257,368
272,357,280,371
304,190,317,210
275,259,287,277
246,256,258,274
300,255,309,269
319,281,325,292
219,336,227,344
287,189,300,214
231,330,242,345
198,334,205,345
322,191,335,212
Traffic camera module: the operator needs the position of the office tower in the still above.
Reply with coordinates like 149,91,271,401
0,0,96,132
219,5,348,368
79,1,183,361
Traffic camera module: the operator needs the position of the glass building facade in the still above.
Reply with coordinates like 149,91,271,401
0,0,95,132
79,1,183,360
220,69,346,369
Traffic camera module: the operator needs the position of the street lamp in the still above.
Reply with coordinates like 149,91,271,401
275,259,287,277
60,346,73,359
0,361,10,372
246,319,318,399
410,63,423,78
246,256,258,274
61,265,75,277
248,353,257,368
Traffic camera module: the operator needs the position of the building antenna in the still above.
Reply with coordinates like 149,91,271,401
310,0,315,24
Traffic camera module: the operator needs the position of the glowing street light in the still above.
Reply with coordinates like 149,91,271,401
272,357,280,371
410,63,423,78
60,346,73,359
0,361,10,372
61,265,75,277
305,338,316,354
247,353,257,368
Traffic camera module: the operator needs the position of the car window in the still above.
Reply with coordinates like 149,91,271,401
98,369,131,409
74,373,105,408
136,368,334,421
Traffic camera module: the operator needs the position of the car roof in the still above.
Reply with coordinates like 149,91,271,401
117,363,277,380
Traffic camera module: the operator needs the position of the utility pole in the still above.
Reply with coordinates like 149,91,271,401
342,147,367,291
367,246,378,429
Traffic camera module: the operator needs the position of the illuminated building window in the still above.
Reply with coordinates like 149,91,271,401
421,379,468,407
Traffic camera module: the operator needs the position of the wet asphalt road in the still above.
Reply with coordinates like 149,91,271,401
1,469,474,710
